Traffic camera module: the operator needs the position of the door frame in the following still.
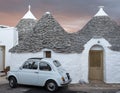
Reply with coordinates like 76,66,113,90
88,45,104,83
0,46,5,71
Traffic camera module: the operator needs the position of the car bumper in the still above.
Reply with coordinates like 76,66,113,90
61,78,72,86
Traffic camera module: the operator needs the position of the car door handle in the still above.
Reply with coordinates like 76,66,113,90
34,72,39,74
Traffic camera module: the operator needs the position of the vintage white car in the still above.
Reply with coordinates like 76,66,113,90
7,58,71,92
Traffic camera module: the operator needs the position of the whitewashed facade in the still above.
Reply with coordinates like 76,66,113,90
10,37,120,83
0,26,17,71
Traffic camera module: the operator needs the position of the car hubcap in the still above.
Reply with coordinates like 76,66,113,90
10,79,14,87
47,82,55,91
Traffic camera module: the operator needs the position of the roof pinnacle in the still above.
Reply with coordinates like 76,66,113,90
94,6,108,17
28,5,31,11
99,6,104,9
22,5,37,20
45,11,51,14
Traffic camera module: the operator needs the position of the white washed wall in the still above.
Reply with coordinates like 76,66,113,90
0,27,17,68
10,51,82,83
10,38,120,83
81,38,111,83
105,50,120,83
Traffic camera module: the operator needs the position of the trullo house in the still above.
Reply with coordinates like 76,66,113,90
1,5,120,83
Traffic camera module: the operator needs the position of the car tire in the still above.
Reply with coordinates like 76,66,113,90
45,80,58,92
9,77,17,88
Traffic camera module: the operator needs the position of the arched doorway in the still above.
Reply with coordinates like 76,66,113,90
89,45,104,83
0,46,5,71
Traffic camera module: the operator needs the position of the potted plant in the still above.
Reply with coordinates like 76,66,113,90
4,66,10,75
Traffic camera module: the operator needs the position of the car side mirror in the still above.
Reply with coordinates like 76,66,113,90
19,67,22,70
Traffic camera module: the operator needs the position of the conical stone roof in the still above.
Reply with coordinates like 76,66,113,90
76,14,120,52
10,12,71,53
10,7,120,53
16,5,37,44
68,6,120,52
109,26,120,51
16,19,37,44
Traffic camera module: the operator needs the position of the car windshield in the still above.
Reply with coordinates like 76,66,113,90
53,60,61,67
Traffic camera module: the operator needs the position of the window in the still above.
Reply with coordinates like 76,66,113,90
39,62,51,71
53,60,61,67
44,51,51,58
23,61,38,70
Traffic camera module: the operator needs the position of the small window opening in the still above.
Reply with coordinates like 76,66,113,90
44,51,51,58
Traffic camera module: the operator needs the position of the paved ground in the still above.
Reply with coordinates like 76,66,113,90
0,75,8,85
1,75,120,93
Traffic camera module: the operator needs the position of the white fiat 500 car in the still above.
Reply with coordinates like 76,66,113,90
7,58,71,92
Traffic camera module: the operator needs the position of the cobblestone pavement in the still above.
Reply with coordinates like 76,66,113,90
0,76,120,93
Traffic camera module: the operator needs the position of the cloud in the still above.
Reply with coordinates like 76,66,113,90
0,0,23,12
0,0,120,15
0,12,22,26
53,14,90,32
0,0,120,31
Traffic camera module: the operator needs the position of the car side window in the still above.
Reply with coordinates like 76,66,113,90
23,61,38,70
39,62,51,71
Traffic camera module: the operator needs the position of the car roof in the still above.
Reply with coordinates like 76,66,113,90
28,58,43,60
28,58,55,62
26,58,59,67
41,58,55,62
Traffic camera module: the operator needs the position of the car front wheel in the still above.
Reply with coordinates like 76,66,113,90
45,80,58,92
9,77,17,88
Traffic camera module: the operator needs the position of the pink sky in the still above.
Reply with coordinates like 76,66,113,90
0,0,120,32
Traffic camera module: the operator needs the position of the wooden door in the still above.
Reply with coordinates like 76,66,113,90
0,46,5,71
89,50,103,81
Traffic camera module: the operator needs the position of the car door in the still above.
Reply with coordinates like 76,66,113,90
38,62,54,86
17,60,39,86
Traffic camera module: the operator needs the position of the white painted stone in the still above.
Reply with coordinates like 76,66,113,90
0,26,17,69
45,12,51,14
94,6,108,17
22,5,37,20
10,38,120,84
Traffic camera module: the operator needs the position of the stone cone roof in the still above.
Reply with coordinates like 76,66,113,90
16,5,37,44
10,12,72,53
9,8,120,53
76,16,120,52
16,19,37,44
109,26,120,51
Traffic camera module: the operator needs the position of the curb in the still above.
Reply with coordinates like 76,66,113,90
68,84,120,91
